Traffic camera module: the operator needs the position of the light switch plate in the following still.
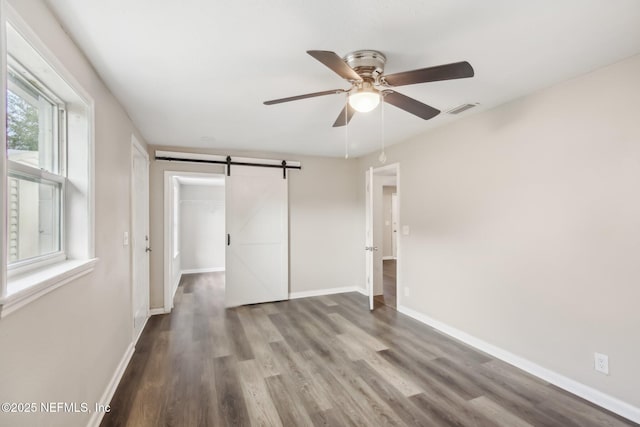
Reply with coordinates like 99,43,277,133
402,225,410,235
123,231,129,246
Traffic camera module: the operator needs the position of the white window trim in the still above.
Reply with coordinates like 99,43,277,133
0,0,8,300
0,3,96,318
0,258,97,318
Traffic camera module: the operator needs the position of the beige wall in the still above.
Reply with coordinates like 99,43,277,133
359,54,640,407
0,1,149,426
149,147,363,308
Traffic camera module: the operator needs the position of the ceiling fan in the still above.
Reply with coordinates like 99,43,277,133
264,50,474,127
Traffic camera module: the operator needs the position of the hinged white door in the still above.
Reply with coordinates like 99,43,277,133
365,167,374,310
131,139,150,340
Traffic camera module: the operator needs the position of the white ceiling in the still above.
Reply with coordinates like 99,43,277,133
45,0,640,158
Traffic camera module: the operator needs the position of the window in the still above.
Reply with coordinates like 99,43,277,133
7,58,65,268
1,16,95,317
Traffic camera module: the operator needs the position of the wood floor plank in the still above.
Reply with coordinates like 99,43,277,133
249,306,285,343
224,309,255,361
326,312,389,352
268,311,310,352
536,387,636,427
269,341,333,412
264,374,315,426
213,355,251,427
433,355,573,427
102,274,637,427
296,298,344,335
362,352,423,397
199,351,221,427
352,359,432,426
237,359,283,427
236,307,281,377
301,348,404,426
470,396,533,427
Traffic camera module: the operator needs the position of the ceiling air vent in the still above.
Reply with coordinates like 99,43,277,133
447,103,479,115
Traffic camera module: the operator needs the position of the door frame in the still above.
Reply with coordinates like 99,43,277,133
130,135,150,343
367,162,402,309
391,192,398,258
163,170,224,313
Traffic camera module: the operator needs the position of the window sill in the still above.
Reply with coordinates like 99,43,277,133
0,258,98,318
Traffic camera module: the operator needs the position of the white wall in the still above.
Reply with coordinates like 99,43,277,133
149,148,363,308
0,1,148,426
179,184,225,272
359,54,640,411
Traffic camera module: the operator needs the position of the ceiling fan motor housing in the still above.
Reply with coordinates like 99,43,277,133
343,50,387,82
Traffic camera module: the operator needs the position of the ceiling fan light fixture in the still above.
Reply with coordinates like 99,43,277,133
348,90,380,113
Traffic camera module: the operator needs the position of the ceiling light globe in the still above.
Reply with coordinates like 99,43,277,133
349,91,380,113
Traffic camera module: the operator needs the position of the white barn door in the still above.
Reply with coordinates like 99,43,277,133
225,165,288,307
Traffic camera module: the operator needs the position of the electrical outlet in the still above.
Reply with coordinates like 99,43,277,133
404,287,410,297
594,352,609,375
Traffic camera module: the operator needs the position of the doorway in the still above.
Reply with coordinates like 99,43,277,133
163,171,225,312
366,163,400,311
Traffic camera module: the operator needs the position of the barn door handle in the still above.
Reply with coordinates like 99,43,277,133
227,234,230,246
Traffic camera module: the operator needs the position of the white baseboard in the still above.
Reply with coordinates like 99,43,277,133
290,286,365,299
356,287,367,296
133,314,150,345
181,267,225,274
87,343,135,427
149,308,168,316
397,305,640,424
170,271,182,310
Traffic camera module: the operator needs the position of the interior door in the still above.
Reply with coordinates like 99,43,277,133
391,192,398,258
131,139,150,340
365,167,374,310
225,165,288,307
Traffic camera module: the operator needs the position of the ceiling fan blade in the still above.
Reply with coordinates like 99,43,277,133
332,103,356,127
307,50,362,82
382,61,474,87
264,89,346,105
383,91,440,120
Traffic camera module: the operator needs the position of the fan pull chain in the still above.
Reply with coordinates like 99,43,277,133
379,98,387,163
344,95,349,159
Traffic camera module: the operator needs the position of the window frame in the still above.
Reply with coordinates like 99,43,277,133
7,55,66,175
6,160,66,274
0,3,96,318
6,58,68,274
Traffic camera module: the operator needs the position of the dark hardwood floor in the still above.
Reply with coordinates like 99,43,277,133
375,259,397,309
101,272,636,427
